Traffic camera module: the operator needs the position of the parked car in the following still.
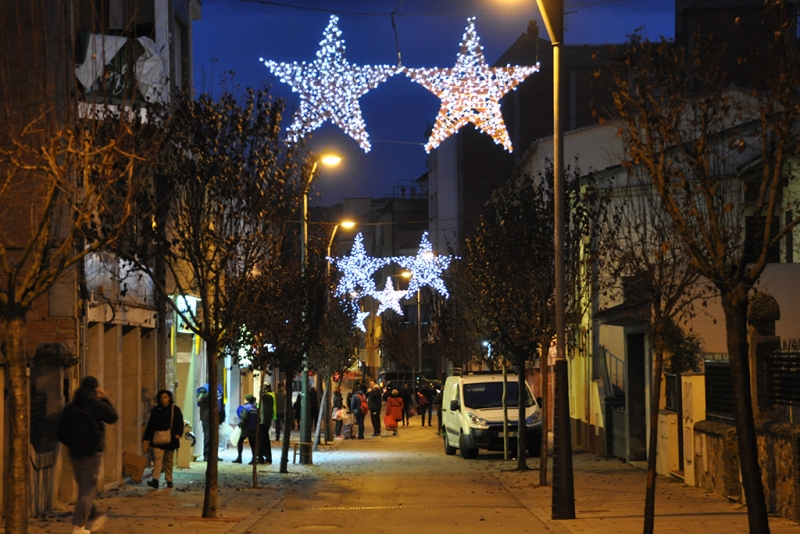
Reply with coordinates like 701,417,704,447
377,371,442,397
441,371,542,459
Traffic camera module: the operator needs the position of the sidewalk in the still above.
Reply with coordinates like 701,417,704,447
27,426,800,534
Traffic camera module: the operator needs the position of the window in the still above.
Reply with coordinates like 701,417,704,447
744,216,779,264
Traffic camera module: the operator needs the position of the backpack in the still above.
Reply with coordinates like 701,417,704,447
417,391,428,406
358,393,369,414
57,402,99,452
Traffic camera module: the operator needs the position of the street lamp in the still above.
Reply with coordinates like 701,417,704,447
300,152,341,465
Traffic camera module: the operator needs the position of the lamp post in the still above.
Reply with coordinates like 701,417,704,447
321,219,354,444
399,270,422,374
534,0,574,519
300,153,341,465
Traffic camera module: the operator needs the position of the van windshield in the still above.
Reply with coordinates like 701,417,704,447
463,382,534,409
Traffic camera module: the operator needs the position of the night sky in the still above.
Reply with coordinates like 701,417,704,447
193,0,675,205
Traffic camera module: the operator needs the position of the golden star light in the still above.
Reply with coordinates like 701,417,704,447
262,15,400,152
405,17,539,153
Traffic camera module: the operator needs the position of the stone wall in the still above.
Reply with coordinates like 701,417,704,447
693,420,741,499
694,418,800,521
756,420,800,521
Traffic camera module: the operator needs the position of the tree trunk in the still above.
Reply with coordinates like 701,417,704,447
202,340,220,518
643,331,666,534
279,371,294,474
517,353,529,471
313,377,328,451
3,314,29,533
540,338,550,486
720,286,770,534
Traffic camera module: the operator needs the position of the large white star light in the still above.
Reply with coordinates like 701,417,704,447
395,232,454,298
405,17,539,153
328,232,389,298
374,277,408,316
261,15,400,152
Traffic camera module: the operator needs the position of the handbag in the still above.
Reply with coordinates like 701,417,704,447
152,405,174,446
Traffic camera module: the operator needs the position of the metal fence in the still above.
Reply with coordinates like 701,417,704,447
704,359,734,421
767,339,800,406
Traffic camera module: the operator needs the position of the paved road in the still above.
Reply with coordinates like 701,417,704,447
29,424,800,533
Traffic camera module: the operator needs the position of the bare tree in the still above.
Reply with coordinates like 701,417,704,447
598,173,712,534
0,2,164,530
610,4,800,530
455,166,601,471
123,87,305,517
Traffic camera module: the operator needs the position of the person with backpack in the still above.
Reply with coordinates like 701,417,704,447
350,387,368,439
233,395,259,464
143,390,184,489
58,375,118,534
418,383,434,427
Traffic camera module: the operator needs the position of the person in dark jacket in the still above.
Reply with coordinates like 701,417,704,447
66,375,118,534
367,380,383,437
143,390,184,489
434,388,444,435
258,385,274,464
418,383,434,427
401,384,413,426
234,395,259,464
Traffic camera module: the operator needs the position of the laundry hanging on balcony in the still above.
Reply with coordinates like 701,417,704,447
75,32,167,102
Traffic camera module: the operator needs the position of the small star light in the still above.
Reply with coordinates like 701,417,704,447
395,232,454,298
405,17,539,153
356,310,370,333
261,15,400,152
374,277,408,316
328,232,389,298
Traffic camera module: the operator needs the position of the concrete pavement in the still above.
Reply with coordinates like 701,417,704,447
29,424,800,533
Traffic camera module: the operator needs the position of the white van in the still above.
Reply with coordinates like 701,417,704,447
441,372,542,459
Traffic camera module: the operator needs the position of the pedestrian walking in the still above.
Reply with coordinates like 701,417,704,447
401,384,412,426
57,375,118,534
258,385,275,464
350,387,368,439
385,389,404,436
418,383,434,426
233,395,259,464
143,389,184,489
332,388,344,438
275,383,286,441
368,380,383,436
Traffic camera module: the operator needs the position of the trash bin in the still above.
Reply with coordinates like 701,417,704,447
177,421,193,468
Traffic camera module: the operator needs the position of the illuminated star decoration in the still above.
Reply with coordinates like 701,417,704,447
395,232,454,298
261,15,400,152
328,232,389,299
374,277,408,316
405,16,539,153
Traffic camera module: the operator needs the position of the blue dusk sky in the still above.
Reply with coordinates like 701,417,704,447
193,0,675,205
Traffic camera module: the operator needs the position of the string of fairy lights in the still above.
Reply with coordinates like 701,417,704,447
328,232,455,332
261,15,539,154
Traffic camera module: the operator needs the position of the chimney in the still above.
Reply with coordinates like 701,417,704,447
528,19,539,41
